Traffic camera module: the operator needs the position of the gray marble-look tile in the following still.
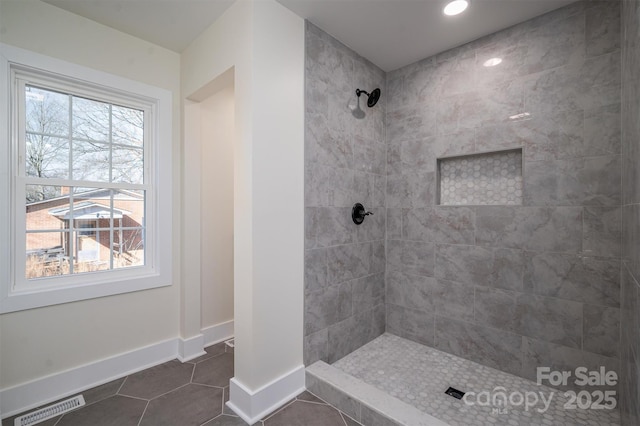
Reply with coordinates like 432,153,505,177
387,138,435,176
352,273,385,315
514,293,583,349
354,135,386,175
432,279,474,323
328,308,384,364
386,208,402,240
359,405,399,426
371,241,386,275
475,206,583,253
583,206,622,258
386,303,434,346
386,172,436,208
327,243,371,284
306,113,352,169
475,41,528,87
305,282,353,335
355,207,385,243
372,175,386,208
524,155,621,206
623,204,640,279
434,316,522,376
491,248,525,292
402,207,475,245
305,207,355,249
386,270,436,312
305,164,354,208
522,337,619,392
386,108,435,145
386,239,435,277
522,12,585,75
305,329,329,366
435,244,493,286
305,248,327,294
474,286,518,334
583,103,622,157
523,251,620,307
305,372,361,422
431,130,475,158
583,304,620,358
585,0,621,58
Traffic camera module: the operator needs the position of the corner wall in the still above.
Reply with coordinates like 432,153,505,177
0,0,181,393
385,0,622,388
303,23,387,366
621,0,640,423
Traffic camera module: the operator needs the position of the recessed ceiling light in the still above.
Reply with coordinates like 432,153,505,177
483,57,503,67
443,0,469,16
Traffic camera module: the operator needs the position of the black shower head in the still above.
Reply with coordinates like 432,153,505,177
355,88,381,108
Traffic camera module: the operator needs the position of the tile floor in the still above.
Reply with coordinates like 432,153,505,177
3,343,360,426
334,333,621,426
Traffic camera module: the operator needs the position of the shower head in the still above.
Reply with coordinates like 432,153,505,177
355,88,381,108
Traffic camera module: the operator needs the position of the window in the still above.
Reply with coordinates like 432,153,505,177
0,44,173,313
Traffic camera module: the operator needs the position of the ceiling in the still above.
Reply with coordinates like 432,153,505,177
43,0,576,72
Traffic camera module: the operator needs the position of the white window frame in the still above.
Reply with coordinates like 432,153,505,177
0,43,173,313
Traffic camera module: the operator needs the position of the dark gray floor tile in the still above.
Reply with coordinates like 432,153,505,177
2,413,60,426
192,352,234,387
56,395,146,426
189,343,227,364
264,400,346,426
296,390,326,404
118,360,193,399
140,384,222,426
203,414,249,426
222,386,237,416
83,377,126,404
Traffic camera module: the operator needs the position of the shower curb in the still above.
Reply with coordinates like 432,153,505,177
306,361,449,426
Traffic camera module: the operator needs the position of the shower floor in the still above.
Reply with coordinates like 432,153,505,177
332,333,620,426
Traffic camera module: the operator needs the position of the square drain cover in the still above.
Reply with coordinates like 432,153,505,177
444,387,465,400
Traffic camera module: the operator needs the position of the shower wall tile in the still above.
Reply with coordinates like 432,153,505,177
432,279,475,323
583,304,620,358
352,273,385,315
304,329,328,366
434,316,522,376
523,251,620,307
514,293,583,349
387,138,435,175
305,282,353,335
583,206,622,258
386,270,436,312
386,107,435,145
524,156,622,206
522,337,619,392
435,244,493,286
387,240,435,277
583,104,622,157
585,1,621,58
474,287,518,332
432,131,475,158
386,208,402,240
475,206,583,253
386,172,436,208
402,207,475,245
305,22,386,365
621,0,640,422
386,303,434,346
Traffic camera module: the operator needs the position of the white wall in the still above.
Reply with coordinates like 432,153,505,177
200,84,235,329
182,0,304,419
0,0,181,390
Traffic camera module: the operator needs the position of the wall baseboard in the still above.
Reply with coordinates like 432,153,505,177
0,338,178,419
1,320,236,419
177,334,206,362
227,365,305,425
202,319,234,346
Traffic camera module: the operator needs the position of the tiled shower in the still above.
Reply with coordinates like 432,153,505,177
304,0,639,425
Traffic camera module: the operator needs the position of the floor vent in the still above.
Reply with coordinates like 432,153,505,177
225,338,235,348
444,387,465,400
14,395,85,426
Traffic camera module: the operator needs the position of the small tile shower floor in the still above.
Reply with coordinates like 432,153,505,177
3,343,360,426
333,333,621,426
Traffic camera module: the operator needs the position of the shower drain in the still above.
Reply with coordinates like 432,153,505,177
444,386,465,400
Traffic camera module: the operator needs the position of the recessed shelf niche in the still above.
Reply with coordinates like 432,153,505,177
437,148,523,206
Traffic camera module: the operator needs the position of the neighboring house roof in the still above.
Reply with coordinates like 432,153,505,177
26,188,143,208
48,201,132,220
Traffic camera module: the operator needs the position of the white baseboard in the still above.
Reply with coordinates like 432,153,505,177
202,319,234,346
0,338,178,419
226,365,305,425
177,334,206,362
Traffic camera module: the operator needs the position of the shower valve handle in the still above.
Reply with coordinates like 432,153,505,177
352,203,373,225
